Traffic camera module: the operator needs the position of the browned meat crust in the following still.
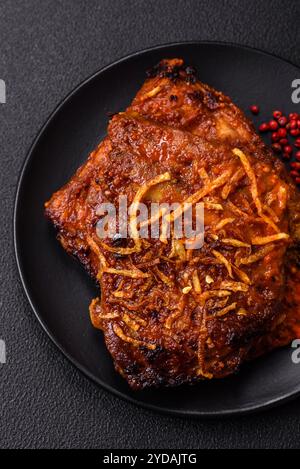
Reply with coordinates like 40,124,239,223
45,59,300,389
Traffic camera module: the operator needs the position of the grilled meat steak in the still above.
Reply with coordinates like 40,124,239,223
45,59,300,389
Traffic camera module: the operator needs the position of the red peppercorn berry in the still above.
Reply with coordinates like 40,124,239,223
259,123,269,132
250,105,259,115
284,145,293,154
278,116,288,127
279,117,288,127
269,120,278,131
253,106,300,180
273,110,282,119
277,128,287,138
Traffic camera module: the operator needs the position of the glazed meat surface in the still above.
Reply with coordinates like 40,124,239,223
45,59,300,389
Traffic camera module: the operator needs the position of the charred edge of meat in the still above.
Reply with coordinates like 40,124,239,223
146,60,198,83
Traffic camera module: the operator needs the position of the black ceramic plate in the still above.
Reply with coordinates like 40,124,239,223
14,42,300,417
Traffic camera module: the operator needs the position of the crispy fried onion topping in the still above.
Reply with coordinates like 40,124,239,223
221,238,250,248
130,172,171,252
221,167,244,200
215,217,235,230
122,312,147,331
141,85,162,100
87,236,107,268
236,244,276,266
203,202,223,211
160,168,232,241
198,289,232,304
219,281,249,292
103,268,150,278
232,265,251,285
232,148,280,233
113,324,156,350
169,239,187,260
192,271,202,293
153,266,173,286
212,249,251,284
207,302,237,318
212,249,233,278
165,297,186,329
251,233,289,245
89,298,119,322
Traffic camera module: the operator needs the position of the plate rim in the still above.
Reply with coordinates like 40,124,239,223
13,40,300,418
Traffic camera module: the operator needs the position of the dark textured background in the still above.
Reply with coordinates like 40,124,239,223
1,0,300,449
